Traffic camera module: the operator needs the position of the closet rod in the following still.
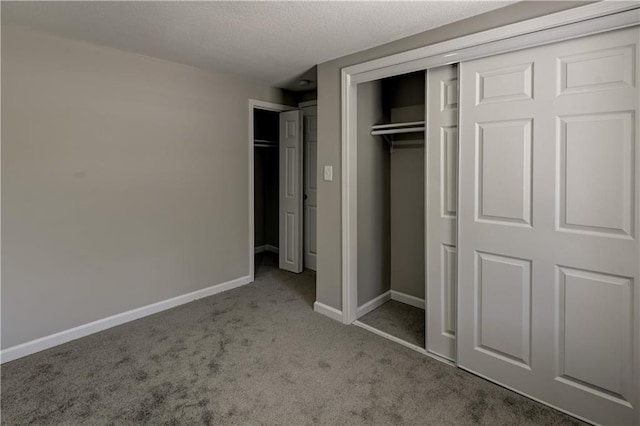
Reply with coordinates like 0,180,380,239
371,126,425,136
371,120,425,130
255,143,277,148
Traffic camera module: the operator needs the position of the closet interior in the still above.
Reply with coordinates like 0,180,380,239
253,109,280,271
356,71,428,348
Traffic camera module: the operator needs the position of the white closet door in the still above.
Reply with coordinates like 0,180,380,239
303,106,318,271
457,27,639,426
279,110,303,273
426,65,458,360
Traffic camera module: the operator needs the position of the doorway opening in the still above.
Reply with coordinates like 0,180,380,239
354,71,428,350
253,108,281,277
249,99,318,281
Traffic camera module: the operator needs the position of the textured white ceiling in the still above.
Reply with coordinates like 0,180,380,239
2,1,512,89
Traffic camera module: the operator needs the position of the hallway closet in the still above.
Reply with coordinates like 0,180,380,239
254,109,279,257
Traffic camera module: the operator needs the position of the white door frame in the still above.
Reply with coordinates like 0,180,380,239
248,99,296,282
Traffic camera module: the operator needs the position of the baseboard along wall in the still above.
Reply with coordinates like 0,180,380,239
390,290,425,309
1,275,253,364
355,290,425,319
313,301,343,322
254,245,279,254
357,290,391,318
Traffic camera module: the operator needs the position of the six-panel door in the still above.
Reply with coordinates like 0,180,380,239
279,110,303,273
457,27,639,425
426,64,459,361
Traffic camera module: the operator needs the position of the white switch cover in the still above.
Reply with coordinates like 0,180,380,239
323,165,333,181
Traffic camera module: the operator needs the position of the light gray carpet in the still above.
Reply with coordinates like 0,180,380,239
358,300,425,347
1,252,584,425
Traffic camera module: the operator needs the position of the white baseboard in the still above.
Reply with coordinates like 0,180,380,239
313,301,343,322
354,320,427,355
353,320,455,367
254,245,279,254
266,244,279,254
357,290,391,318
1,275,253,364
390,290,425,309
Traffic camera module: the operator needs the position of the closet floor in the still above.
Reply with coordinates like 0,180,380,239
255,251,279,276
358,300,425,347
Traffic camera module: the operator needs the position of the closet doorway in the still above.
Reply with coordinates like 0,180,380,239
354,71,428,350
249,100,317,280
352,67,459,358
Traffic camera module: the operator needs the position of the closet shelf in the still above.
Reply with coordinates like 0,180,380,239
371,121,425,134
371,121,425,152
254,139,278,149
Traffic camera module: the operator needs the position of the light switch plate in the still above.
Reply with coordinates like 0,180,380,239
323,165,333,181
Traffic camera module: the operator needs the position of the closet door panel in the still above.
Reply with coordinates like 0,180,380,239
303,106,318,270
279,110,303,273
426,65,458,360
457,27,639,426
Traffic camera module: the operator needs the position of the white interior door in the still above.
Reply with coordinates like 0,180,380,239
426,65,458,361
457,27,639,425
303,105,318,271
279,110,304,273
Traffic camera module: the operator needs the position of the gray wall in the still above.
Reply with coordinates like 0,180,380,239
296,89,318,103
254,148,266,247
1,26,291,349
387,73,425,300
253,148,278,249
316,2,589,310
356,80,389,306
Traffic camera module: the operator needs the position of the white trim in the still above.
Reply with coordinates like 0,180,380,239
0,275,252,364
298,100,317,109
344,2,639,84
390,290,425,310
356,290,391,318
313,301,343,322
248,99,296,282
341,69,358,325
341,2,640,328
354,320,454,367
